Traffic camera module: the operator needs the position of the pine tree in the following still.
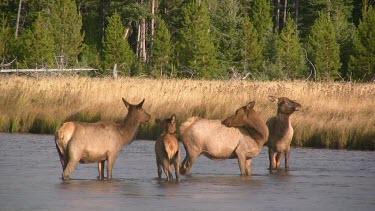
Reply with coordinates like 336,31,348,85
308,12,342,80
276,14,306,79
209,0,242,74
349,6,375,81
241,16,263,75
21,13,55,68
49,0,84,67
103,11,135,76
0,16,13,63
150,17,173,78
250,0,273,58
178,0,219,79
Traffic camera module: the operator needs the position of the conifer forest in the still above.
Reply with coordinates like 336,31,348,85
1,0,375,81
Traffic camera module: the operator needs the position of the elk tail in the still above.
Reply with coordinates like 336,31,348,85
164,138,178,161
179,117,200,136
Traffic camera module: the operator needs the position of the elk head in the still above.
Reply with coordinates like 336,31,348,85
156,114,177,134
222,101,256,127
122,98,151,123
268,96,301,115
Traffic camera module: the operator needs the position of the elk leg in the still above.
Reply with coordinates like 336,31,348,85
174,151,181,182
276,152,283,169
236,151,248,176
181,150,199,175
62,158,79,180
156,160,162,179
285,148,290,169
245,159,252,176
107,156,116,180
162,160,172,181
55,144,65,170
268,148,276,170
98,161,105,179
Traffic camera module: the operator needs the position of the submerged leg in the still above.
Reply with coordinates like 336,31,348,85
237,154,247,176
98,161,105,179
276,152,284,169
285,148,291,169
62,158,79,180
268,148,276,170
174,151,181,182
180,150,199,175
107,156,116,180
245,159,252,176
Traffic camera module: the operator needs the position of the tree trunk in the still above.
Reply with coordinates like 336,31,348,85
275,0,281,31
149,0,156,66
15,0,22,38
283,0,288,28
295,0,299,27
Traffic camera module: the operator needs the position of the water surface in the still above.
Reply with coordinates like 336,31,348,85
0,133,374,210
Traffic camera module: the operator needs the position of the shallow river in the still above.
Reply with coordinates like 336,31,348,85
0,133,374,210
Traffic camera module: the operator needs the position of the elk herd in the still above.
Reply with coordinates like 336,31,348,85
55,96,301,182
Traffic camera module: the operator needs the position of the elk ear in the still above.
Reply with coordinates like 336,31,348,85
122,98,130,109
268,95,278,103
246,101,255,110
171,114,176,124
137,99,145,109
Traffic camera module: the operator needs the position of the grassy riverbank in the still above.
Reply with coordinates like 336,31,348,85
0,76,374,150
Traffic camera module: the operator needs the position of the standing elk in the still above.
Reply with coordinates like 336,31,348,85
55,98,151,180
155,114,180,182
179,101,269,176
266,96,301,170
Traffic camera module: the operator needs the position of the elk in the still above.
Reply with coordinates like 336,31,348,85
155,114,180,182
55,98,151,180
266,96,301,170
180,101,269,176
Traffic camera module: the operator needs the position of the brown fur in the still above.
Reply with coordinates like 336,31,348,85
155,114,180,182
266,96,301,170
180,101,269,176
55,98,151,180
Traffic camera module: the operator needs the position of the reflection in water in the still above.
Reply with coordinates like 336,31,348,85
0,133,374,211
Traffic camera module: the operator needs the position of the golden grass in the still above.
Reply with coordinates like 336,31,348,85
0,76,374,150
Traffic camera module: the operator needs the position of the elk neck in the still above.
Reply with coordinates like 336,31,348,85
244,117,269,147
118,113,142,146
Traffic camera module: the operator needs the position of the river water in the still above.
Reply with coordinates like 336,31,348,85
0,133,374,210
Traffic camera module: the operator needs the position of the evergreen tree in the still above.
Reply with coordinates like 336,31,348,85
103,11,135,76
49,0,84,67
250,0,273,57
178,0,219,79
209,0,242,75
308,12,342,80
21,13,55,68
349,6,375,81
241,16,263,75
276,14,306,79
0,16,13,63
150,17,173,78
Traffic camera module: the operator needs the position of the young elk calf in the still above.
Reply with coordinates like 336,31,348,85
266,96,301,170
155,114,180,182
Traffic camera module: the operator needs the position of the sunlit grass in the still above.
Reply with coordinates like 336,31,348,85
0,76,374,150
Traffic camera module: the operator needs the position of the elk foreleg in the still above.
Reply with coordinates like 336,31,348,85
245,159,252,176
106,156,116,180
98,161,105,179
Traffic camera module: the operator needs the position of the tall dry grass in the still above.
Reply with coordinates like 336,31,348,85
0,76,374,150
